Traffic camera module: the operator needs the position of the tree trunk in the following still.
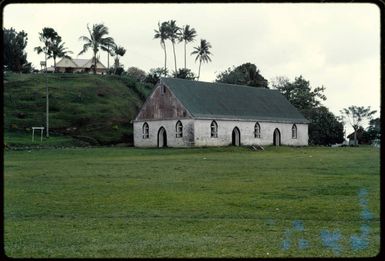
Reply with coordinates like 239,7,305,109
93,51,97,74
53,57,56,73
197,59,202,80
163,42,167,73
184,41,186,70
354,128,358,146
172,42,177,73
107,45,110,73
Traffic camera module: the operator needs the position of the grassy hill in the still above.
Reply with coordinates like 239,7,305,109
4,73,154,146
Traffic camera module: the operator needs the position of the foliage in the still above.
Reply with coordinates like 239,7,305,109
271,76,326,111
3,27,30,72
144,67,169,85
340,106,377,146
154,21,169,71
179,25,197,69
215,63,268,88
4,146,380,257
272,76,344,145
191,39,212,80
172,68,196,80
113,45,126,74
79,23,115,74
49,35,72,70
364,117,380,142
306,106,344,145
165,20,181,73
127,67,146,82
34,27,59,69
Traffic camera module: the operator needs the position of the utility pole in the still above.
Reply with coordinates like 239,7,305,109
45,53,49,138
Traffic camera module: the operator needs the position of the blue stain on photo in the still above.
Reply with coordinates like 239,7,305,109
350,234,369,250
358,188,368,197
360,224,370,236
298,238,309,250
320,229,341,255
293,220,304,232
360,209,373,221
281,228,292,250
359,198,368,207
266,218,275,226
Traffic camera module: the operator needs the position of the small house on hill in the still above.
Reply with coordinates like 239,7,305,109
55,57,107,74
133,78,309,148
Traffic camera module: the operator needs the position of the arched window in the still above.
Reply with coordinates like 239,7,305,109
254,122,261,138
292,124,297,139
176,121,183,138
142,122,149,139
211,121,218,138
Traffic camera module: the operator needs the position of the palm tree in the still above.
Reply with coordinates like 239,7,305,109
154,21,169,72
166,20,181,74
78,23,115,74
113,45,126,74
178,25,197,70
34,27,59,70
191,39,212,80
49,36,73,72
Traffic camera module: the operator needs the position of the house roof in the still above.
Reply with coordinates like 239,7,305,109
72,59,90,67
160,77,309,123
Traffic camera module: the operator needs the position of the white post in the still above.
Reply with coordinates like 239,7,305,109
40,128,43,142
32,128,35,142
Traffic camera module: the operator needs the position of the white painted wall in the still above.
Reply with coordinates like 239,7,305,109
134,119,308,147
133,119,194,148
193,119,308,147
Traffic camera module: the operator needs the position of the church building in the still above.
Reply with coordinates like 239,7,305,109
133,78,309,147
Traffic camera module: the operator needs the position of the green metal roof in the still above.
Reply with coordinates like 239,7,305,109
160,77,309,123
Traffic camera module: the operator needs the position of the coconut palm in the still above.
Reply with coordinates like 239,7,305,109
113,45,126,74
78,23,115,74
34,27,59,70
165,20,181,74
191,39,212,80
153,21,169,72
49,36,73,72
178,25,197,70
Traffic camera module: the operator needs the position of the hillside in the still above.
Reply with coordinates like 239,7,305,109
4,73,154,145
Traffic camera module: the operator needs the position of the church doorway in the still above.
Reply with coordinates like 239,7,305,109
273,128,281,146
232,127,241,146
157,127,167,148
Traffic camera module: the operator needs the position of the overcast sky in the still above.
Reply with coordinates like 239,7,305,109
3,3,380,135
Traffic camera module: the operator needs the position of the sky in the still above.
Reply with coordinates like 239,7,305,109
3,3,381,135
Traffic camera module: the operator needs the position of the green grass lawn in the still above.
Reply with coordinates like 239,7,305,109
4,146,380,258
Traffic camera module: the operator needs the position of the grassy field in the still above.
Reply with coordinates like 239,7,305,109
4,146,380,258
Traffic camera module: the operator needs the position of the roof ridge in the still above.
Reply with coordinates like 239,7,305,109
160,77,272,91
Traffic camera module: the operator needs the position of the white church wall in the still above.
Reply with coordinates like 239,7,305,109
133,119,194,148
193,119,308,147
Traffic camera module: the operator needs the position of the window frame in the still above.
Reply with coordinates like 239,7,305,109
292,124,297,139
176,121,183,138
210,120,218,138
142,122,149,139
254,122,261,138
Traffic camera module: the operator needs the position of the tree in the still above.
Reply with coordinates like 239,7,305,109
144,67,169,85
127,67,146,82
172,68,196,80
3,28,30,72
113,45,126,75
191,39,212,80
340,106,377,146
34,27,59,71
272,75,344,145
215,63,268,88
307,106,344,145
154,21,169,72
165,20,181,74
178,25,197,70
271,75,326,111
49,36,72,71
79,23,115,74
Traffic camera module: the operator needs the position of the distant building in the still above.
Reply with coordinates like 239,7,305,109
54,57,107,74
133,78,309,148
